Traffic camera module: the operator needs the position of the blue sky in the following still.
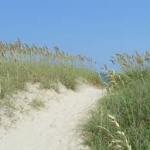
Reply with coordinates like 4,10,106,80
0,0,150,67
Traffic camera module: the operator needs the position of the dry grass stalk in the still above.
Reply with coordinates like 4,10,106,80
98,115,132,150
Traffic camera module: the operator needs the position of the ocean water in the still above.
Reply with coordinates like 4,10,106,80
100,72,109,86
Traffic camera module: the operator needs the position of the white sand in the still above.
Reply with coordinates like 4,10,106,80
0,83,105,150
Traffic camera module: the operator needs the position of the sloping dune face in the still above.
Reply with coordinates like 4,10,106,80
0,83,105,150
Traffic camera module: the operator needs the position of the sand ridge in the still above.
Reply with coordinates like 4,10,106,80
0,83,105,150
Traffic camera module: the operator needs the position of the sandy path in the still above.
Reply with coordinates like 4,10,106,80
0,84,105,150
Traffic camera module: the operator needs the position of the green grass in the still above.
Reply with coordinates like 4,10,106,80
79,51,150,150
0,40,102,99
29,99,45,110
0,40,102,129
0,61,101,99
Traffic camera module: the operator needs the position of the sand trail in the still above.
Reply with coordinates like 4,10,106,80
0,83,105,150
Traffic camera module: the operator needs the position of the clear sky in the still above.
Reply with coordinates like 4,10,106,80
0,0,150,67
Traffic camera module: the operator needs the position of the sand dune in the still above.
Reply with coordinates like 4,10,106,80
0,83,105,150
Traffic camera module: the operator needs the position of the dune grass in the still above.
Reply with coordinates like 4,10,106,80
0,40,102,129
0,40,102,99
80,51,150,150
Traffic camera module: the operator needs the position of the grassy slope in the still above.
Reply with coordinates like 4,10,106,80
80,52,150,150
0,40,102,128
0,62,101,99
0,40,102,99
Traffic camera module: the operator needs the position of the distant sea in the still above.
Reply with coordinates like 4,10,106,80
100,72,109,85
